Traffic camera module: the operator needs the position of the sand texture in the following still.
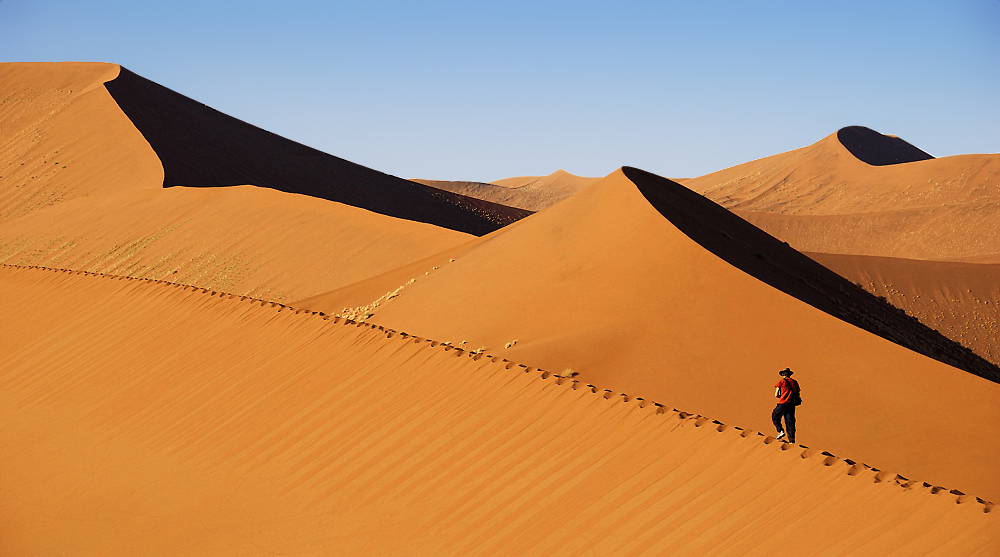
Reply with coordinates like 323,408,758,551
300,169,1000,501
413,170,600,211
809,252,1000,366
0,63,162,221
1,265,996,555
683,127,1000,260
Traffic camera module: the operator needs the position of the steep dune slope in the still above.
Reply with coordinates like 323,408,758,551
0,62,473,300
0,185,471,302
0,265,995,555
299,169,1000,500
808,252,1000,365
682,127,1000,260
105,67,530,236
0,62,162,220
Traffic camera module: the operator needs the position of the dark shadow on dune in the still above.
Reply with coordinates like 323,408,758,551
103,67,530,236
623,166,1000,384
837,126,934,166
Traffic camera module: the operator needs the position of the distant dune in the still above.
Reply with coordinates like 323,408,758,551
412,170,599,211
105,67,529,236
298,168,1000,501
682,127,1000,261
1,265,995,554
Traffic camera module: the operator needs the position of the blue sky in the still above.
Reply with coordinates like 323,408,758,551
2,1,997,180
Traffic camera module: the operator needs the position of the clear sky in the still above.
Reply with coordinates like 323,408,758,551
2,1,997,181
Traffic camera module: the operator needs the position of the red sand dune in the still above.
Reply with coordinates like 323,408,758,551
808,252,1000,366
106,67,530,236
682,127,1000,261
1,265,995,555
299,168,1000,501
0,62,475,300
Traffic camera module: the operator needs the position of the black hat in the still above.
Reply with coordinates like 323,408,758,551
779,368,793,376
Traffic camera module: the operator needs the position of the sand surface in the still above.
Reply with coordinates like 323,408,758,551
1,265,996,555
0,63,162,220
683,127,1000,260
0,185,472,302
300,169,1000,501
808,252,1000,366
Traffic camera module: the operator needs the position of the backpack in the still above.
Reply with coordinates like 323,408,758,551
786,379,802,406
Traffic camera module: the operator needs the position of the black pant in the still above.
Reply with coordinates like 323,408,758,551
772,403,796,442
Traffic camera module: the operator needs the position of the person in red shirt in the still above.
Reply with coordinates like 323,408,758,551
772,368,801,443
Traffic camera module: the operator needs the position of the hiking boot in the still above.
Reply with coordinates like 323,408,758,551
776,431,786,440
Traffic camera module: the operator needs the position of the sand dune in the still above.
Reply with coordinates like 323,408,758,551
105,67,530,236
808,251,1000,366
0,185,471,302
299,168,1000,501
412,169,599,211
0,62,478,300
1,265,995,555
0,63,162,220
682,127,1000,260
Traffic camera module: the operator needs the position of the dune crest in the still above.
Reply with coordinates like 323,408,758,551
0,62,162,221
1,265,995,554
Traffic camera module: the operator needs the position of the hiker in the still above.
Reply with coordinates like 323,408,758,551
772,367,801,443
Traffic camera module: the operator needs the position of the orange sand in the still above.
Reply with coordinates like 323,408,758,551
809,252,1000,365
300,169,1000,501
0,63,162,220
1,265,995,555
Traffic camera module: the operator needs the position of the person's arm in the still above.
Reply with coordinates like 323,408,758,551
775,386,780,398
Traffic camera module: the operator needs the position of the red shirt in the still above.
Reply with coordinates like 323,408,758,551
775,378,800,404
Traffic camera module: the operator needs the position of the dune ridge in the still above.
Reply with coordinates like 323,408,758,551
1,263,995,554
297,168,1000,501
104,67,530,236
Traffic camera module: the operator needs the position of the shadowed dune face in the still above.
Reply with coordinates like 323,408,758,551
0,63,162,221
837,126,934,166
104,67,529,236
0,266,996,554
808,252,1000,366
298,168,1000,501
